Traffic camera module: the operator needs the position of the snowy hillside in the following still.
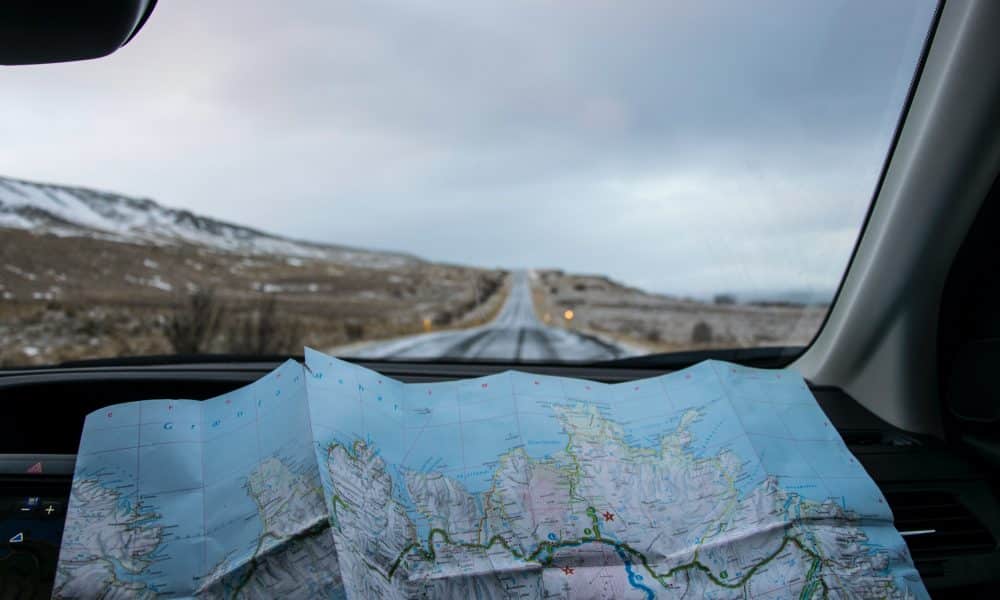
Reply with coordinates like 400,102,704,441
0,175,416,268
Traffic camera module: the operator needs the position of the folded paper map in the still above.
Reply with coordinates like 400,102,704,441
54,348,928,598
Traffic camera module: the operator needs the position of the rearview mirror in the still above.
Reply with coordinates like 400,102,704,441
1,0,157,65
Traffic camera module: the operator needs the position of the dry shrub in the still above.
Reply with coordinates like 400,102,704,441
164,288,222,354
343,321,365,341
227,295,302,355
691,320,713,344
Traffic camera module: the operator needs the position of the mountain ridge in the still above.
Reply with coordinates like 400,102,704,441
0,175,417,269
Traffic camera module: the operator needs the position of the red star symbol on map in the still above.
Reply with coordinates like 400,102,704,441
561,566,575,575
602,511,615,522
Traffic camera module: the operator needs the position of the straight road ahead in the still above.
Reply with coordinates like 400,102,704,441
350,271,627,362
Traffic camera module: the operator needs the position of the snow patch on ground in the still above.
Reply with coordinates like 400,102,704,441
4,264,37,281
125,274,173,292
147,275,173,292
0,175,418,269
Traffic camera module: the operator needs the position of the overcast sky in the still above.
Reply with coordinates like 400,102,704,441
1,0,936,298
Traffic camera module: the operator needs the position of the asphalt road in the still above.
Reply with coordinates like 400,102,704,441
351,271,627,362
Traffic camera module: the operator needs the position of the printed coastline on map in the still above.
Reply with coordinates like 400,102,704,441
304,347,928,599
53,359,343,599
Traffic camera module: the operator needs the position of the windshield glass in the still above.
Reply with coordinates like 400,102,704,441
1,1,937,367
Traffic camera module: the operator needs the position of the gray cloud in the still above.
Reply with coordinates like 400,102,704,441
0,0,936,297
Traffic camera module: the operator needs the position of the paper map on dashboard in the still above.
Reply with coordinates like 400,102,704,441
55,348,928,598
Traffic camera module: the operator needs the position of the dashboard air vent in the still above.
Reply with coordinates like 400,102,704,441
885,490,995,560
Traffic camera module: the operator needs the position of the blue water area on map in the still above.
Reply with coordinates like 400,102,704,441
138,441,202,495
456,413,521,492
661,362,726,404
616,545,655,600
76,447,138,489
204,488,261,573
399,421,461,472
82,399,143,431
146,489,206,593
404,381,461,426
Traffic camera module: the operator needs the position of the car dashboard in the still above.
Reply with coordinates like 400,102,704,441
1,360,998,598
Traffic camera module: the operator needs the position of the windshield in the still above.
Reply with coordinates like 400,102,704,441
0,1,937,367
